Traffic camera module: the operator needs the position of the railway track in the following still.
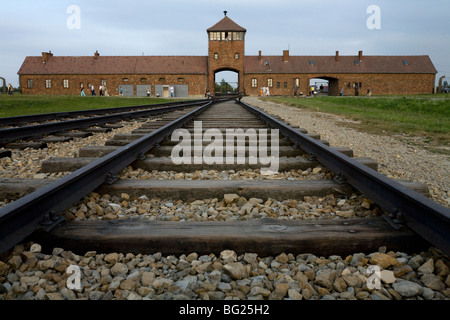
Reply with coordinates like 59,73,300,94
0,97,449,301
1,97,448,254
0,100,208,146
0,99,205,127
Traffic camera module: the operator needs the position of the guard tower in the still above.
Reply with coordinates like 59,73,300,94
207,11,246,95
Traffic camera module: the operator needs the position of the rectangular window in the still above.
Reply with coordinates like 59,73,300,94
276,82,280,88
233,32,243,40
45,79,51,88
284,82,288,88
251,78,258,88
27,79,33,89
159,77,166,82
267,79,273,87
235,53,239,60
102,79,107,86
214,53,219,60
123,78,129,82
210,32,221,41
63,79,69,88
295,78,300,87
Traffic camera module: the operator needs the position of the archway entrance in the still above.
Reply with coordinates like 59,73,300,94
214,69,239,94
308,76,339,96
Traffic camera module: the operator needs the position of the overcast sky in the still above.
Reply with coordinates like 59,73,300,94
1,0,449,87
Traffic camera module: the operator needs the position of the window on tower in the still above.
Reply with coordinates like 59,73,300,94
209,32,220,41
209,31,243,41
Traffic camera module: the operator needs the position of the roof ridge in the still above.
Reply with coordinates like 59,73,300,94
207,16,246,32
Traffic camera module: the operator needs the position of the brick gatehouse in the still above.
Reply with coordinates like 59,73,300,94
18,13,437,97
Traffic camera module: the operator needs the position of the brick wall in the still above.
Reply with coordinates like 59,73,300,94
19,74,208,96
243,73,435,96
208,39,245,94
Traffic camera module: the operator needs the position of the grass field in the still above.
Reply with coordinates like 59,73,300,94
0,94,182,118
264,95,450,153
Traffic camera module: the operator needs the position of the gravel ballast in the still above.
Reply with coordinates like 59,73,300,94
243,97,449,207
0,98,448,300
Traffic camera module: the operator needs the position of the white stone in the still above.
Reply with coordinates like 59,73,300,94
380,270,396,284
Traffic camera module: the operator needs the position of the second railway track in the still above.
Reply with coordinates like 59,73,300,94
0,97,449,301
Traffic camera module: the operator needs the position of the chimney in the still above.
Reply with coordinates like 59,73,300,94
335,51,340,61
41,51,53,64
94,50,100,59
258,50,262,62
283,50,289,62
358,50,363,62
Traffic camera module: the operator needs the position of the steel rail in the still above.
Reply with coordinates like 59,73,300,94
0,99,208,126
0,101,213,254
238,100,450,256
0,100,208,145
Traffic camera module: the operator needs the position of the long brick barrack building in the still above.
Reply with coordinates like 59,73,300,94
18,13,437,97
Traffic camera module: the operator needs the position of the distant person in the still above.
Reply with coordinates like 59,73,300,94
266,87,270,96
7,83,13,95
119,87,123,96
103,86,109,97
146,87,150,97
80,87,86,96
169,86,174,97
367,89,372,97
340,87,345,96
91,84,96,96
99,84,103,96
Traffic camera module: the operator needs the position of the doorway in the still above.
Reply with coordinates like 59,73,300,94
162,86,169,98
214,70,239,94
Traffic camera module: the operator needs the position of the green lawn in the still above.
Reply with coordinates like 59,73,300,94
264,95,450,150
0,94,182,118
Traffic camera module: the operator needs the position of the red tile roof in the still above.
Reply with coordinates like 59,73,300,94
207,16,246,32
18,53,436,76
245,55,437,74
18,56,208,75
